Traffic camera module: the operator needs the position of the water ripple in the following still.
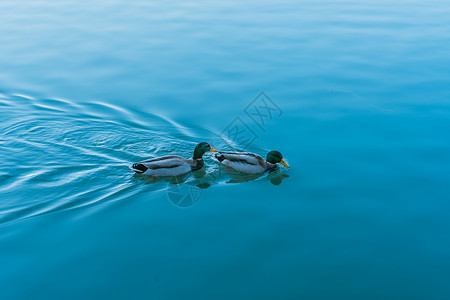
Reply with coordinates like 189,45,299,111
0,91,286,225
0,92,215,224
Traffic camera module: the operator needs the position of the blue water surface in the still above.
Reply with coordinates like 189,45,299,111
1,0,450,299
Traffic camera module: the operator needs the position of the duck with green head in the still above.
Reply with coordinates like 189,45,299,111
215,150,290,174
131,142,218,177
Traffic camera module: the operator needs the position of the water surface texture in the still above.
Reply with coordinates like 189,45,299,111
1,0,450,299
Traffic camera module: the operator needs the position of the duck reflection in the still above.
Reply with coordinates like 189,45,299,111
131,172,189,185
222,167,289,185
131,164,289,189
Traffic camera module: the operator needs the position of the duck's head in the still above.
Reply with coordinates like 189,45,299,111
193,142,219,159
266,150,290,168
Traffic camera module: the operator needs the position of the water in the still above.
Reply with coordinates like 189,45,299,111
1,0,450,299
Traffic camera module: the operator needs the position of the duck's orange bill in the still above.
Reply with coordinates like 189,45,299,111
280,158,290,168
209,147,219,152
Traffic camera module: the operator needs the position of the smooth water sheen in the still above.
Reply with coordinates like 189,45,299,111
1,1,450,299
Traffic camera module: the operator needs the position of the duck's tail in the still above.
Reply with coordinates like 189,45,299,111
215,153,225,162
130,163,148,174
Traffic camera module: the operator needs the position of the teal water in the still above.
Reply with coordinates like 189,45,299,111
1,0,450,299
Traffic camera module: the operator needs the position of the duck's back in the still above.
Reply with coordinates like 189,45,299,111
216,152,269,174
131,155,191,176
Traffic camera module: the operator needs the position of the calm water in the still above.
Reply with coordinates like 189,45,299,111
1,0,450,299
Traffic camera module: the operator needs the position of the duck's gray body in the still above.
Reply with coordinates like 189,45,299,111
131,155,204,176
215,151,276,174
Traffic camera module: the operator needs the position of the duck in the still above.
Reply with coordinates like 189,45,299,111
131,142,218,177
215,150,289,174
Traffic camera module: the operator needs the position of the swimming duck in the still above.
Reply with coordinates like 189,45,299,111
131,142,218,177
215,150,289,174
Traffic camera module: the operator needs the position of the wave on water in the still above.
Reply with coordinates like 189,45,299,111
0,92,288,224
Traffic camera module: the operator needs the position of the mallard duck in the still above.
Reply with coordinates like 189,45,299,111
215,150,289,174
131,142,218,177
